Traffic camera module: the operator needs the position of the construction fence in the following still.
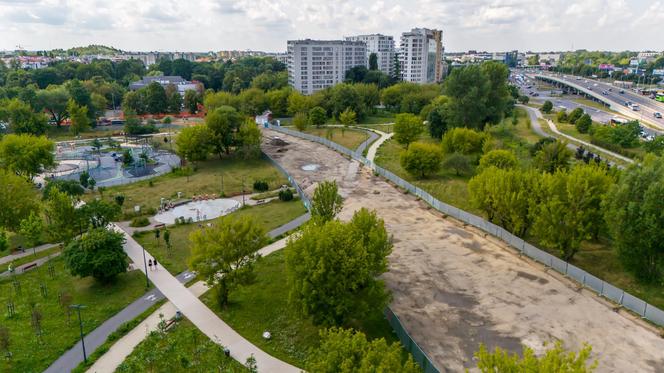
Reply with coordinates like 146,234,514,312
267,124,664,366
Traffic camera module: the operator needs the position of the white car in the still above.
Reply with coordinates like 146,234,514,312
655,112,663,119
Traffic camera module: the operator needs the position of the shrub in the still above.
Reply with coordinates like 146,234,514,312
568,107,584,124
441,127,488,155
253,180,269,192
575,114,592,134
130,217,150,227
114,194,125,206
278,188,294,201
400,142,443,178
541,100,553,114
479,149,518,171
442,153,472,176
556,109,568,123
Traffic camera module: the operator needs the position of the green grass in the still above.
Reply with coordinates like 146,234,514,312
133,199,307,274
115,318,246,372
202,251,397,368
363,112,395,124
572,97,616,112
357,123,394,133
89,154,288,217
0,257,147,372
301,127,370,151
5,245,61,270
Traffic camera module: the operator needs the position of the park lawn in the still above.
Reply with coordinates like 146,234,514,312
357,123,394,133
115,318,246,372
0,257,147,372
133,199,307,274
302,127,370,151
202,251,398,369
92,155,288,217
363,112,396,124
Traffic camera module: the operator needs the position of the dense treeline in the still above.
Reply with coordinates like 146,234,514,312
552,50,664,83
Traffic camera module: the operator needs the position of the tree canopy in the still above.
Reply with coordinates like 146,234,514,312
310,181,343,223
63,227,129,283
0,134,55,180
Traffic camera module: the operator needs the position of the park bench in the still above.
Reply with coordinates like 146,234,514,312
22,263,38,272
154,223,166,229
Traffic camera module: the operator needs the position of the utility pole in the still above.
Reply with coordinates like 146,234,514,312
70,304,87,363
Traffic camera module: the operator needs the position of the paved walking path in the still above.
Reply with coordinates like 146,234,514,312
85,237,292,373
49,214,307,373
0,252,61,278
111,224,299,372
365,129,394,162
0,243,59,266
521,105,634,165
355,129,380,155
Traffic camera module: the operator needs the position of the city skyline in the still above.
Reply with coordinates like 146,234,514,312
0,0,662,53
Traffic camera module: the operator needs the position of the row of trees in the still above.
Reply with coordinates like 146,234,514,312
122,82,202,115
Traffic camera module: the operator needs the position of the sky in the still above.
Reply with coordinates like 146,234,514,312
0,0,662,53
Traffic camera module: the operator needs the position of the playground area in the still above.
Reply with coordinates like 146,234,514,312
153,197,241,225
39,138,180,188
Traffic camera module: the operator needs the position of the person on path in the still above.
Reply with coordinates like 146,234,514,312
153,259,158,271
148,259,153,271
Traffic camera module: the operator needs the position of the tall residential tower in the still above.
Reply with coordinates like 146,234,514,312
287,39,367,95
344,34,396,77
399,28,445,83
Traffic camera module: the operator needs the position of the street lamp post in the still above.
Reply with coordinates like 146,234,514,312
141,245,150,289
70,304,87,363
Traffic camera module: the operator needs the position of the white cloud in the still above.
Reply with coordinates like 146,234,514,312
0,0,659,52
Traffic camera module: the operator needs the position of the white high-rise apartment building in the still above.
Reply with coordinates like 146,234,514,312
344,34,395,76
287,39,367,95
399,28,445,83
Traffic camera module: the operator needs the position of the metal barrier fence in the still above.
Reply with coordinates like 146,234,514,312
385,307,440,373
261,152,311,211
267,125,664,335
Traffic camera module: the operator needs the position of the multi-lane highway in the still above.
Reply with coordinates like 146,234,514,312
527,71,664,132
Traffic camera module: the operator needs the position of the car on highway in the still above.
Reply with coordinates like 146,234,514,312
624,101,632,106
655,112,663,119
602,91,608,95
619,89,625,94
588,86,593,90
631,104,640,111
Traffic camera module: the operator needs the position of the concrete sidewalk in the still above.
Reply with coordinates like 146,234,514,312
111,224,299,372
85,237,291,373
365,129,394,162
0,243,59,266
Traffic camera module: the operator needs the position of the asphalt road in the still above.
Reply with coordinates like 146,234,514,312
528,71,664,132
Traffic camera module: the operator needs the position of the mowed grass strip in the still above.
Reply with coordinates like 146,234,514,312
133,199,307,274
301,127,370,151
0,257,146,372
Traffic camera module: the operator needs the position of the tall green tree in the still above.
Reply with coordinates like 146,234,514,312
311,181,343,223
176,125,212,163
307,327,420,373
34,86,70,126
369,53,379,71
0,169,39,231
533,165,613,261
286,208,392,325
480,61,511,124
19,211,44,249
604,156,664,282
444,64,489,129
67,99,90,136
63,227,129,283
237,120,262,159
79,199,121,228
144,82,168,114
189,215,268,307
44,189,80,243
184,89,201,113
393,113,422,149
293,112,309,131
0,98,48,135
0,134,55,180
205,105,243,157
575,114,592,134
427,100,449,139
339,107,357,127
541,100,553,114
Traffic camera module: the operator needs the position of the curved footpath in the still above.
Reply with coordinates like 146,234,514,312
262,127,664,372
0,243,59,266
47,217,308,373
520,105,634,165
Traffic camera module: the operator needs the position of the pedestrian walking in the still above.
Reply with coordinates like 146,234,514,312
153,259,158,271
148,259,153,271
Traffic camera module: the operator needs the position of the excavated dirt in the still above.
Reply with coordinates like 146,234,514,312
262,129,664,373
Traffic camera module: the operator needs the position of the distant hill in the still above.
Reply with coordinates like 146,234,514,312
52,45,123,56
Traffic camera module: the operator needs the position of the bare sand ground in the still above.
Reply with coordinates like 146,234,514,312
262,129,664,373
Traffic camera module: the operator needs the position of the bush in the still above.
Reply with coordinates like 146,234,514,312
278,188,294,201
541,100,553,114
253,180,269,192
114,194,125,206
568,108,584,124
400,142,443,178
479,149,518,171
530,137,556,156
129,217,150,227
575,114,592,134
442,153,472,176
556,109,568,123
441,127,488,155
